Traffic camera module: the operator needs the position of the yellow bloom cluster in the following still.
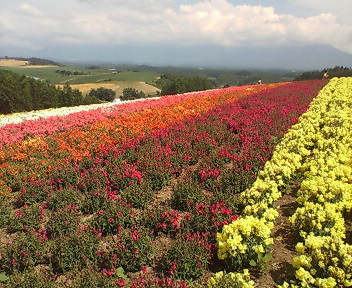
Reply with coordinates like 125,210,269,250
289,202,345,238
217,216,274,260
287,77,352,287
207,270,255,288
291,235,352,287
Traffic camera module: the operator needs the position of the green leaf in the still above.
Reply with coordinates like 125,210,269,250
0,273,9,282
264,253,272,262
116,267,125,278
249,260,257,267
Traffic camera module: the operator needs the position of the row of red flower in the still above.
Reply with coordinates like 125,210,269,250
0,86,271,148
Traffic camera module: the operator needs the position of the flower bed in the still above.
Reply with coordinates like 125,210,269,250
0,80,327,287
0,85,274,147
217,78,351,288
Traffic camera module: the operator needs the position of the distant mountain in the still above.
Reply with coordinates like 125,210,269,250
2,44,352,70
116,44,352,70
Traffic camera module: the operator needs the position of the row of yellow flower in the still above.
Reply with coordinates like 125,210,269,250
212,78,352,287
286,77,352,287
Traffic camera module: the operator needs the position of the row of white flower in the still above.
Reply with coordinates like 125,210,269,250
0,97,161,127
0,86,227,128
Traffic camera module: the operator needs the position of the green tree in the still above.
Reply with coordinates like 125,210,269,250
88,87,116,102
0,70,99,114
294,66,352,81
155,74,217,95
120,88,146,101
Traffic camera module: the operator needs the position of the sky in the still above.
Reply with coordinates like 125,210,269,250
1,0,352,66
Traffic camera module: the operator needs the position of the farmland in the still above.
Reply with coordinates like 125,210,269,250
0,76,350,287
0,60,161,97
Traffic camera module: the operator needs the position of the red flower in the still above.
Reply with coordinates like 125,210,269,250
103,269,113,277
115,278,126,287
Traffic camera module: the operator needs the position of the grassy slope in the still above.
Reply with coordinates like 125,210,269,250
0,66,159,84
0,64,161,96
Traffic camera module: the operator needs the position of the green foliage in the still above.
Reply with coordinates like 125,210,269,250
46,187,84,212
89,198,134,236
45,205,81,239
105,226,155,272
50,230,100,273
1,232,47,273
155,74,218,95
88,87,116,102
8,204,44,233
0,195,11,229
160,233,212,280
80,190,112,215
0,70,99,114
171,177,207,211
294,66,352,81
120,181,154,209
70,267,129,288
120,87,146,101
55,69,88,76
4,268,55,288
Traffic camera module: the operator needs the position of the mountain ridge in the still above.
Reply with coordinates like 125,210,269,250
2,44,352,70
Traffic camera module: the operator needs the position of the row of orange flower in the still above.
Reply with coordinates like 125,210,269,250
0,84,283,197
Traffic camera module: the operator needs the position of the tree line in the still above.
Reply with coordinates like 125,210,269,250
294,66,352,81
154,74,218,95
0,70,100,114
55,70,89,76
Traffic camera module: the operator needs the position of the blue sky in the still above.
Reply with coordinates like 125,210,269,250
1,0,351,63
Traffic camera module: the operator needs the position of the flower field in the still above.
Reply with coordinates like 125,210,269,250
0,78,350,287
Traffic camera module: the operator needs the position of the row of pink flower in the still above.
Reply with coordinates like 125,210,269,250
0,87,253,147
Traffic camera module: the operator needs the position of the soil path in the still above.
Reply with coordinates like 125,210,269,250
255,191,299,287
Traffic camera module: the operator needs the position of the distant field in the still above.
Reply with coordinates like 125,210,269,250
0,59,161,96
0,59,58,68
0,65,159,84
56,81,160,96
113,81,161,96
56,83,120,95
0,59,29,66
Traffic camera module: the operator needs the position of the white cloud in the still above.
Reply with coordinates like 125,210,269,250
19,4,42,16
0,0,352,54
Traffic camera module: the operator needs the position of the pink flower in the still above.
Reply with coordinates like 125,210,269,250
115,278,126,286
103,269,113,277
157,222,167,229
108,217,114,223
131,230,141,240
11,259,17,266
14,210,23,218
112,253,118,263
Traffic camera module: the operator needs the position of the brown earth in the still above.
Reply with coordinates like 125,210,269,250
254,192,299,287
0,59,29,67
56,83,121,95
0,59,58,68
57,81,160,97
